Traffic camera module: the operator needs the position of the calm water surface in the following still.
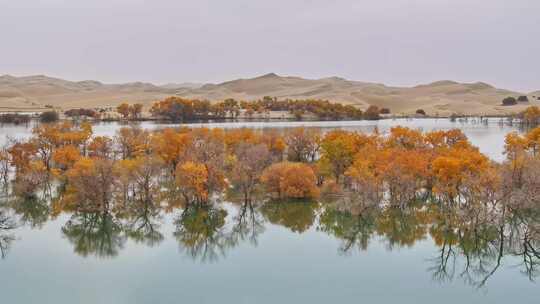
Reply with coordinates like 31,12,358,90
0,119,538,304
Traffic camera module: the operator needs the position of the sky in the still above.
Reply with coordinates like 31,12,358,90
1,0,539,92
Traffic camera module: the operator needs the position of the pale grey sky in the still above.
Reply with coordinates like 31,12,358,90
1,0,539,91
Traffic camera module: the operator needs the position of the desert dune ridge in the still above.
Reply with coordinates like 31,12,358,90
1,73,538,116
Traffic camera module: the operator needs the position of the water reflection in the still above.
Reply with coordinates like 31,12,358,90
318,207,378,253
228,201,265,247
2,188,540,289
260,201,319,233
62,212,126,258
173,205,228,262
0,209,16,259
377,205,430,249
318,201,540,288
9,195,50,229
122,199,164,248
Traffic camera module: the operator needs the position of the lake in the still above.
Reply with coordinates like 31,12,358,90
1,117,520,161
0,119,538,304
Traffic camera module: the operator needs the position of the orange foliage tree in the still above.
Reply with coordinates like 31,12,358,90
116,103,131,119
151,128,191,173
175,161,209,205
61,157,116,213
261,162,319,199
52,145,81,172
7,119,536,216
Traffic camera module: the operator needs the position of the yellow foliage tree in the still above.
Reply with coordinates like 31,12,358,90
175,161,209,205
152,128,191,173
52,145,81,171
116,103,131,119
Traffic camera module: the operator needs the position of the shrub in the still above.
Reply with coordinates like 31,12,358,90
364,105,381,120
502,97,517,106
379,108,391,114
39,111,59,123
517,96,529,102
416,109,426,116
65,108,97,118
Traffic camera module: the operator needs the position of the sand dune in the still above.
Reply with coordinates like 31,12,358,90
1,73,538,116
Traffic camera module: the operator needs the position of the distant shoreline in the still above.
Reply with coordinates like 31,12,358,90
0,112,527,127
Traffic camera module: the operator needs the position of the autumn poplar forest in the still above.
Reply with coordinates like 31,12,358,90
2,119,539,214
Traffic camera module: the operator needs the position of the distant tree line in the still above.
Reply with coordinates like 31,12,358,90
150,96,367,121
64,108,99,118
0,113,31,125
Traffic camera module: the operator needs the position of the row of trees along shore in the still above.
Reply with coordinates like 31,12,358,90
59,97,367,121
1,121,540,215
102,98,540,123
3,98,540,125
149,96,367,121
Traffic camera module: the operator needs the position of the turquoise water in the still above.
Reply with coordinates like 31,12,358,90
0,119,538,304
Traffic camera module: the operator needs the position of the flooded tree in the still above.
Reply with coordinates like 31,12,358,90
229,143,272,202
285,127,321,162
261,162,319,199
60,157,116,213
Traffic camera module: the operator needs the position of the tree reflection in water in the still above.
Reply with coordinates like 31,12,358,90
9,195,50,229
227,201,265,248
502,211,540,282
122,199,164,248
260,201,319,233
318,199,540,288
376,204,430,249
0,208,16,259
171,200,270,262
318,206,378,254
427,204,504,287
61,196,166,258
62,212,126,258
2,187,540,289
173,204,228,263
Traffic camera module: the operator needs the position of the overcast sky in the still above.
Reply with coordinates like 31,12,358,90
1,0,539,91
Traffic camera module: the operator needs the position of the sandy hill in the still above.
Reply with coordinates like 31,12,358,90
0,74,175,111
1,73,538,115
